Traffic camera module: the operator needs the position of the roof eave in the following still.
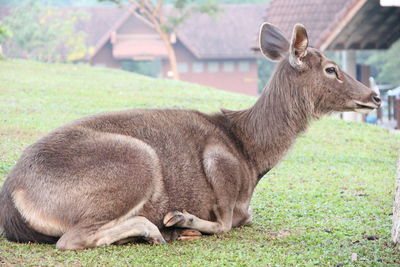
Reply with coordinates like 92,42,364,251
318,0,367,51
92,8,156,58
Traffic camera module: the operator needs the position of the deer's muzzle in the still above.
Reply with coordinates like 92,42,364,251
353,93,381,114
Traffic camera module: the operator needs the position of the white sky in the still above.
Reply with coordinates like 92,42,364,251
380,0,400,7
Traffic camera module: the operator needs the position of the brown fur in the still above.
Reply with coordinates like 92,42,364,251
0,23,380,250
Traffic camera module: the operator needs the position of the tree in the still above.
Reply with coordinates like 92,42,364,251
0,25,12,59
1,0,90,62
366,40,400,86
100,0,219,80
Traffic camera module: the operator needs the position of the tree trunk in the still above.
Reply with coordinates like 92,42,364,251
121,4,180,80
0,44,3,59
392,158,400,247
159,31,180,80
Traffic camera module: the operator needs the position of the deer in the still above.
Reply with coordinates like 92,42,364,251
0,23,381,250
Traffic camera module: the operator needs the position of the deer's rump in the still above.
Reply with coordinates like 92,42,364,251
0,109,231,243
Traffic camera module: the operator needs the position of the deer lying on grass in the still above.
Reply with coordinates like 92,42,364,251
0,23,381,250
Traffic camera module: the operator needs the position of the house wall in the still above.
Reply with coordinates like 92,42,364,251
91,16,162,69
163,42,259,96
91,41,120,68
91,19,259,96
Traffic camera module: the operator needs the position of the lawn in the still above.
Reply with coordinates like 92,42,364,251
0,59,399,266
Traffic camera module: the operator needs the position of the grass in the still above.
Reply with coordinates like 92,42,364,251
0,59,399,266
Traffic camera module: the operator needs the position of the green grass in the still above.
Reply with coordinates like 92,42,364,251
0,59,399,266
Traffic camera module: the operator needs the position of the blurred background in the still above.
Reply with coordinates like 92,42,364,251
0,0,399,128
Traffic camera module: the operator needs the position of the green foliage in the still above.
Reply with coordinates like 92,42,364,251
1,0,90,62
0,24,12,60
367,40,400,86
257,58,275,93
0,59,400,265
163,0,221,33
0,24,12,44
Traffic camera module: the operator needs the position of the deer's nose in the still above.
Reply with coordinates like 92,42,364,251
372,95,381,107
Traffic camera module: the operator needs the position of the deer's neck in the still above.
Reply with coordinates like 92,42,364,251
225,69,313,178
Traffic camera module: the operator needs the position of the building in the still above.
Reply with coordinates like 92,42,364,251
90,5,266,96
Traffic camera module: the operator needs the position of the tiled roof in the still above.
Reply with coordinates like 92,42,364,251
93,4,267,59
176,4,266,59
72,7,126,48
265,0,360,48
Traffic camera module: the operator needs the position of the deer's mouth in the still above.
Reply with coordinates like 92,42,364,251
354,100,378,114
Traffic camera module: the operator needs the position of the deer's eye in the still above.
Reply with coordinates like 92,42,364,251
325,67,336,75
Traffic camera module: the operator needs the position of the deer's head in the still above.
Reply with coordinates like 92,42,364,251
259,23,381,115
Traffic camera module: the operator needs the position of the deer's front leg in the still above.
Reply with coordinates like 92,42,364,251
164,143,243,235
163,209,231,234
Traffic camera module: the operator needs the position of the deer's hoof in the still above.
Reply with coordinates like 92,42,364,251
177,229,202,241
145,235,167,245
163,211,185,227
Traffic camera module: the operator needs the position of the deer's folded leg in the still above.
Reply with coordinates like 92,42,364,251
177,229,202,241
164,141,248,235
56,216,166,250
164,209,231,234
160,228,202,242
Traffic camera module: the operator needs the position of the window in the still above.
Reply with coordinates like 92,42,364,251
120,60,162,78
223,61,234,72
178,62,188,73
208,62,219,73
193,62,204,73
239,61,250,72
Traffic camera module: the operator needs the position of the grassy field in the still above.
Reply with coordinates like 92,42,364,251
0,59,399,266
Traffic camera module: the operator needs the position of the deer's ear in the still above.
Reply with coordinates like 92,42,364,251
259,23,289,61
289,24,309,69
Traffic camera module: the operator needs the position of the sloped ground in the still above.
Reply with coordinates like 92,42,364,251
0,59,399,266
